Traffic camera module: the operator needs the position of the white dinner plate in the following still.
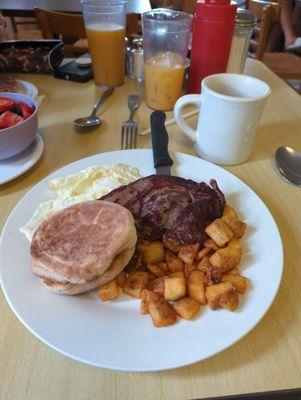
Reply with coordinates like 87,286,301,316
15,80,38,99
0,134,44,186
0,150,283,371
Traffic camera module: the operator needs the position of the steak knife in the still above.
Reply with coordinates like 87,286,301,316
150,111,173,175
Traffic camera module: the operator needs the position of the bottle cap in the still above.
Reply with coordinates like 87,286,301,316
195,0,237,21
235,8,257,27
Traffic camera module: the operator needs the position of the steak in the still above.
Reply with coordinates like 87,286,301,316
100,174,225,245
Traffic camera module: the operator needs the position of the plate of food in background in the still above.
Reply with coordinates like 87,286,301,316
0,150,283,371
0,75,38,99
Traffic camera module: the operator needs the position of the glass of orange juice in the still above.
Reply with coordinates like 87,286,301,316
142,9,192,111
81,0,126,87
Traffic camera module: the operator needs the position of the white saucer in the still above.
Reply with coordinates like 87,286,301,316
0,134,44,185
15,80,38,99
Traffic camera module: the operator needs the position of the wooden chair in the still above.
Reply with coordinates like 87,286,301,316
246,0,301,92
35,8,141,54
35,8,88,54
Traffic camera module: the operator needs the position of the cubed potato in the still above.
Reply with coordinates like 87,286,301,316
228,268,239,276
147,263,166,277
125,254,143,273
197,256,212,271
221,274,248,294
204,239,219,251
173,297,200,320
123,271,149,298
203,266,222,286
136,240,165,264
98,279,119,301
205,281,233,310
164,274,186,301
196,247,211,261
187,270,206,304
222,214,246,239
140,289,161,314
209,239,243,273
223,205,238,219
116,271,127,288
184,262,198,278
219,289,239,311
205,218,234,247
163,239,181,254
146,276,165,296
178,243,199,265
169,271,185,278
148,297,177,327
165,250,184,272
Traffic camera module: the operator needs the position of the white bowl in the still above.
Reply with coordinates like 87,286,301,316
0,93,38,160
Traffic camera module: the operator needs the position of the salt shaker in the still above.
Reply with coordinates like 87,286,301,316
125,37,132,76
131,38,144,82
227,9,257,74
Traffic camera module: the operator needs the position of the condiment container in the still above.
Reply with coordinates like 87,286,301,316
188,0,237,94
131,38,144,82
227,8,257,73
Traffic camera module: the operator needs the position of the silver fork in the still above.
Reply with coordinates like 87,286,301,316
121,95,140,149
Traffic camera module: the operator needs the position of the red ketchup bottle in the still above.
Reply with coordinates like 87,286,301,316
188,0,237,94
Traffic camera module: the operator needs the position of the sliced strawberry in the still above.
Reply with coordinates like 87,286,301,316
0,111,24,129
19,101,35,119
0,97,15,112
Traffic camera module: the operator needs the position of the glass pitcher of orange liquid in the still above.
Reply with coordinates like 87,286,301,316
81,0,126,87
142,9,192,111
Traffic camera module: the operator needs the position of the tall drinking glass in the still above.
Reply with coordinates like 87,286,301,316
142,9,192,111
81,0,126,87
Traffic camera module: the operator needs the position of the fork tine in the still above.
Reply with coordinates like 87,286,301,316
134,127,138,149
129,126,134,149
126,126,130,150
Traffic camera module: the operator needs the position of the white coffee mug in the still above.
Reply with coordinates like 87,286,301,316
174,73,271,165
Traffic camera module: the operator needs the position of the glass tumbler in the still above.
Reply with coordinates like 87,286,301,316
142,9,193,111
81,0,127,87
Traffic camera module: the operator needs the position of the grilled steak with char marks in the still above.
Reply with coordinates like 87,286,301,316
100,174,225,245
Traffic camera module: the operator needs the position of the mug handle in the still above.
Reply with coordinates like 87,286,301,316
174,94,202,143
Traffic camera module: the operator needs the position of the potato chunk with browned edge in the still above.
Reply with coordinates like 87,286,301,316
206,281,233,310
221,274,248,294
147,276,165,296
137,240,165,264
123,272,149,298
98,279,119,301
173,297,200,320
205,218,234,247
165,250,184,272
148,297,177,327
164,274,186,301
187,270,206,304
219,290,239,311
116,271,127,288
140,289,161,314
209,239,243,273
178,243,199,265
222,214,246,239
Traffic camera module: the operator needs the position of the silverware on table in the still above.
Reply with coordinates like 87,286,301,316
73,86,114,128
275,146,301,186
150,111,173,175
121,95,140,149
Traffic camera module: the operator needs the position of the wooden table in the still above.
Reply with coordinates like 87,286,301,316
1,59,301,400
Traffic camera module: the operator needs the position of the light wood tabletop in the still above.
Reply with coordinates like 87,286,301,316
1,59,301,400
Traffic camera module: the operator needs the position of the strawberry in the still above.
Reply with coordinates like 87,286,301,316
0,111,24,129
0,97,15,112
19,101,35,119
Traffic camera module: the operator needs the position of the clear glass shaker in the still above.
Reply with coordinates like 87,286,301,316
131,38,144,82
227,8,257,74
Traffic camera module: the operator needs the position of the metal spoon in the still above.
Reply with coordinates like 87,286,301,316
73,87,114,128
275,146,301,186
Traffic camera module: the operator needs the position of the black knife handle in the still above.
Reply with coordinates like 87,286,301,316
150,111,174,168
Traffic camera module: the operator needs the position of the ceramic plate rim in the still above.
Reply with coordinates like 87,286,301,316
0,134,44,186
0,150,283,371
